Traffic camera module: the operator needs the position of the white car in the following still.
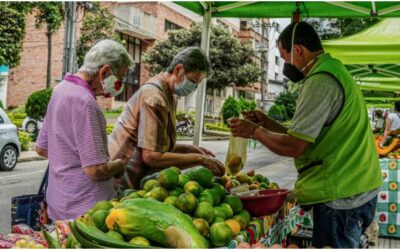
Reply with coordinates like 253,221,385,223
0,108,21,171
22,117,43,133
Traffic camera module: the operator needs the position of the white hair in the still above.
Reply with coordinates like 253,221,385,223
78,39,134,76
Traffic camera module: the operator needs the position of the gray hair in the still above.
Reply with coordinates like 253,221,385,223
78,39,134,76
166,47,211,76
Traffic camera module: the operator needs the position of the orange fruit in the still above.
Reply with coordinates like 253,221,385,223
225,219,241,235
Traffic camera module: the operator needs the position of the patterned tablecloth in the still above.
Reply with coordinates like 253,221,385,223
228,202,313,248
377,158,400,238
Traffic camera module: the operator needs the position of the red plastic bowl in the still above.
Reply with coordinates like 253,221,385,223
239,189,290,217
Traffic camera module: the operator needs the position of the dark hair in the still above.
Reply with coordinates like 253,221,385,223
375,110,383,117
395,101,400,112
278,22,323,53
166,47,211,76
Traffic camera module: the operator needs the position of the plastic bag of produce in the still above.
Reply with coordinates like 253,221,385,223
225,115,247,176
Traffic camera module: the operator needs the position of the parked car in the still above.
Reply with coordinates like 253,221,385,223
22,117,43,133
0,108,21,171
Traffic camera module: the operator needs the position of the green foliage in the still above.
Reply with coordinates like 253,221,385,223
25,88,52,121
238,97,256,112
205,123,230,133
221,96,240,125
308,18,380,40
0,100,3,110
221,96,256,125
0,3,28,67
6,109,26,128
143,23,260,90
268,105,287,122
34,2,63,34
274,90,298,120
18,131,31,151
77,2,123,67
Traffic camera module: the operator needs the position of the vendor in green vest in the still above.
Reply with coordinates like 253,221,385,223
229,22,382,248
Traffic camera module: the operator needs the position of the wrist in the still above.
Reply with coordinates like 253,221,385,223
251,125,259,139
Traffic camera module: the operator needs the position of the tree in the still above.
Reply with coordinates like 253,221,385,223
221,96,240,125
76,2,122,67
0,3,31,68
34,2,64,88
274,89,299,120
143,23,261,90
308,18,380,40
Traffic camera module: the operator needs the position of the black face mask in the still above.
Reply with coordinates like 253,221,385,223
283,63,305,82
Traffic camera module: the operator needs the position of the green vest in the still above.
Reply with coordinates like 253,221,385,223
294,53,382,205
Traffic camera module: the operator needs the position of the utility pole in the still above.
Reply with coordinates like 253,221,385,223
62,2,77,78
254,19,276,112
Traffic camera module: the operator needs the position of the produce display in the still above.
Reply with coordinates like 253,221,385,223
375,135,400,157
70,166,255,248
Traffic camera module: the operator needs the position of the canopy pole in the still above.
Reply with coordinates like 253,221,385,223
193,3,212,146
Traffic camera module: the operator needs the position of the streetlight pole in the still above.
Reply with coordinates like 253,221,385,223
62,2,77,79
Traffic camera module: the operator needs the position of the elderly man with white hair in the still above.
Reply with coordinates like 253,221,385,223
36,39,134,221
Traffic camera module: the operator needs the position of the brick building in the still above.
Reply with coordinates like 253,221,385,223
5,2,198,110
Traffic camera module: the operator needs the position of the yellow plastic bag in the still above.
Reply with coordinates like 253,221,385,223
225,118,248,176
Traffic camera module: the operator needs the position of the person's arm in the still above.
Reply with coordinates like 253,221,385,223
35,146,48,158
380,117,393,146
242,110,288,134
74,100,123,180
142,148,225,176
83,159,125,180
173,144,215,157
36,115,49,157
229,118,309,157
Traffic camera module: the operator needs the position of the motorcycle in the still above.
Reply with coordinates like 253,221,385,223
176,115,194,137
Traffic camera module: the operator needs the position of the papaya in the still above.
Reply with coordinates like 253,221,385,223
375,135,399,156
106,198,208,248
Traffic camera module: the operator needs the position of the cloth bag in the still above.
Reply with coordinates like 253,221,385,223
11,166,49,230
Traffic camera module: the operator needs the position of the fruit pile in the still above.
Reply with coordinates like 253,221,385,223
70,166,253,248
221,170,279,192
236,242,301,248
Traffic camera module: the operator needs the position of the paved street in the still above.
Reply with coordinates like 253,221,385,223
0,139,296,233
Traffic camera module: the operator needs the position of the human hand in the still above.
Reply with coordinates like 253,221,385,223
241,109,266,127
229,117,258,139
201,156,225,177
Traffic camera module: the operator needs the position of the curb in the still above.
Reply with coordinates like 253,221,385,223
17,156,47,163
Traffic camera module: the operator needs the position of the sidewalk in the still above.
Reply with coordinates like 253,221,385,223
18,150,46,163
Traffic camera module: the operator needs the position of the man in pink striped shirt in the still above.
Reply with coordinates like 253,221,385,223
36,40,133,220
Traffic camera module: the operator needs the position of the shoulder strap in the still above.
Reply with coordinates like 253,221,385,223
147,82,162,92
38,165,49,196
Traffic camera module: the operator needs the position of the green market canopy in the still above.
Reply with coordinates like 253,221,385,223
322,18,400,103
176,2,400,18
174,1,400,144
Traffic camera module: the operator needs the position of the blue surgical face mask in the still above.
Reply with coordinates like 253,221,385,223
173,77,198,96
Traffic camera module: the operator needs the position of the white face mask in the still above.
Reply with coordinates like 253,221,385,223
102,69,124,98
173,77,198,96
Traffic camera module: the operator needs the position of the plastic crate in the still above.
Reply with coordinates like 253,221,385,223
286,226,313,248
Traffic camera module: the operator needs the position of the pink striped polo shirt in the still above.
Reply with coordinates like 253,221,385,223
36,73,116,220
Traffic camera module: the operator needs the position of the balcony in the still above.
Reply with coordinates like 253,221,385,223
114,5,158,40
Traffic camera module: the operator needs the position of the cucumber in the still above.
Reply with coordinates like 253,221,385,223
69,221,107,249
75,220,149,248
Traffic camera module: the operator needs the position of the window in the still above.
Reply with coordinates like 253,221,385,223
0,115,3,124
275,73,279,80
165,20,182,31
240,21,249,30
116,33,142,102
275,56,280,65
